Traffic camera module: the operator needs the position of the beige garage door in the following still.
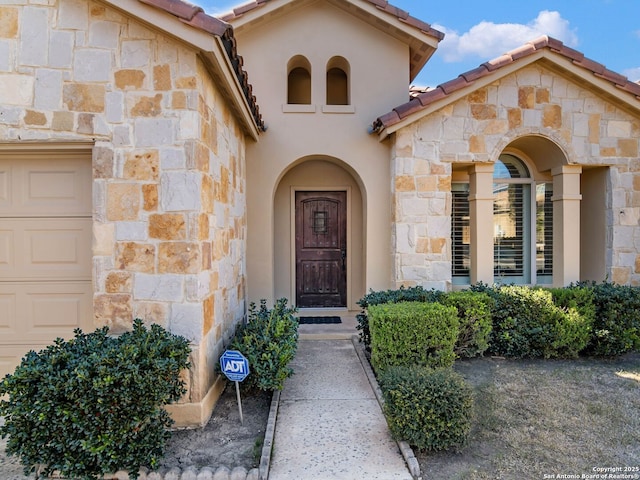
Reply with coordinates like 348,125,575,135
0,149,93,378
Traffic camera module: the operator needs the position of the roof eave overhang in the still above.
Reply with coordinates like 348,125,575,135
377,49,640,141
98,0,261,140
226,0,441,82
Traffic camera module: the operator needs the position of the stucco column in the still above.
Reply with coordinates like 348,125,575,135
552,165,582,287
469,163,494,285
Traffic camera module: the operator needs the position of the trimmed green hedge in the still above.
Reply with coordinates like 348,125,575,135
356,286,442,349
379,366,473,452
440,290,493,358
369,301,459,372
577,281,640,356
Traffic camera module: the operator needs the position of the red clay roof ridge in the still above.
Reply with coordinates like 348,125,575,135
373,35,640,133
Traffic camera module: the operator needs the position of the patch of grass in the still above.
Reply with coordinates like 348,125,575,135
417,353,640,479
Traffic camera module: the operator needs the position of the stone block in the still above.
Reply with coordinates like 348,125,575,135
77,113,93,133
142,184,158,211
161,171,201,211
51,110,74,131
74,48,111,81
121,39,151,68
63,83,105,112
158,242,200,274
186,272,211,302
0,74,33,105
172,91,186,109
470,104,496,120
116,221,147,241
0,7,18,38
134,118,175,147
19,7,47,66
134,273,184,302
153,63,171,90
543,104,562,129
113,125,131,146
88,20,119,49
105,271,132,293
105,91,124,123
161,148,186,169
49,30,74,68
123,149,159,180
93,222,114,255
133,301,168,327
107,182,140,221
24,110,46,125
34,68,63,110
149,213,186,240
114,69,146,90
170,301,204,343
507,108,522,129
467,87,487,104
535,87,550,104
394,175,415,192
518,86,535,109
58,0,88,30
618,139,638,158
130,93,163,117
0,40,11,72
116,241,155,273
94,293,133,333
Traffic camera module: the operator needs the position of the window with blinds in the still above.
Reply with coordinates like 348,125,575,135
536,183,553,282
493,183,528,279
452,184,470,283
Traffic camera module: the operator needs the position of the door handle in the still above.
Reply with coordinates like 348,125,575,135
341,248,346,270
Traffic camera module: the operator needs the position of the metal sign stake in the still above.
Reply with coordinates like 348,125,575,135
235,381,244,425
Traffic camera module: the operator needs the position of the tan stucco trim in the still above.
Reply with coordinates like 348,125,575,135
0,141,95,153
289,185,353,307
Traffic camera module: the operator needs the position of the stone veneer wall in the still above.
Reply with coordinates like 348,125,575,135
392,64,640,288
0,0,248,423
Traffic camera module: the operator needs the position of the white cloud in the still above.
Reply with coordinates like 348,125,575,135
435,11,579,63
624,67,640,82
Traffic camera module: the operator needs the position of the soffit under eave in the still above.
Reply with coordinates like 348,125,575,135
227,0,440,82
377,50,640,141
98,0,261,140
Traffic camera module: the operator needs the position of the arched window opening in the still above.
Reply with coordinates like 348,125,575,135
493,154,553,284
287,56,311,105
326,57,350,105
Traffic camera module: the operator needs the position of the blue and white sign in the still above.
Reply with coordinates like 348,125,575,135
220,350,250,382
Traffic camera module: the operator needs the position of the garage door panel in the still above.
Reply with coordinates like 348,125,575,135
0,292,17,333
0,218,91,280
0,157,91,216
0,282,92,343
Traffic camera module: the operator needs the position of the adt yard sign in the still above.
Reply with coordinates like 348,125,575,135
220,350,250,424
220,350,250,383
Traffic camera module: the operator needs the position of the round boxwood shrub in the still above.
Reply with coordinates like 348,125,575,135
379,366,473,452
0,320,190,480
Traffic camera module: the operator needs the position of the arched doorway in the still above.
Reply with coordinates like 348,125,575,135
273,158,365,310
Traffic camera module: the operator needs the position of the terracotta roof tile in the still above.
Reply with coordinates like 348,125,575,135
393,98,423,119
136,0,264,131
374,35,640,133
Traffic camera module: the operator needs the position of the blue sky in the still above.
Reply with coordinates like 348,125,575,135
202,0,640,88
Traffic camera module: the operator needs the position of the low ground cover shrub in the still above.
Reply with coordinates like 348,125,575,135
356,286,442,349
577,281,640,356
379,366,473,452
0,320,190,480
470,284,592,358
230,298,299,391
440,290,493,358
368,301,458,372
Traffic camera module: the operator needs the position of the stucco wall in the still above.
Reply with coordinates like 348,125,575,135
0,0,248,425
235,1,411,307
392,64,640,287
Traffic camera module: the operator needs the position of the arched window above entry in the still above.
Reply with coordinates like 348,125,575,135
287,56,311,105
326,56,350,106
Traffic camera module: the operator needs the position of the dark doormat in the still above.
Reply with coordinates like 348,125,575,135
298,316,342,325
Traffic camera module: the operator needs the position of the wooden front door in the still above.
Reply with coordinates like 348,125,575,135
295,191,347,308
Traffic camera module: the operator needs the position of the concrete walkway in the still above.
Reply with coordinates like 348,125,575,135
268,329,413,479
